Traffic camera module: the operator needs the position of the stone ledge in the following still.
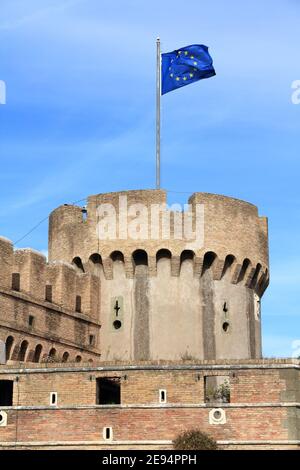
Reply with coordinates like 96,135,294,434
0,358,299,374
0,403,299,411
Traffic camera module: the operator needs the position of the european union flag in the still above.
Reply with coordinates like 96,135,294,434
161,44,215,95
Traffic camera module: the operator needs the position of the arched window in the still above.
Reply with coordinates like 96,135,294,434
180,250,195,264
88,254,103,276
110,251,125,263
62,352,69,363
49,348,57,360
75,355,82,363
201,251,217,275
19,340,29,362
221,254,236,279
132,249,148,266
237,258,251,283
250,263,262,289
33,344,43,363
72,257,85,273
5,336,14,360
156,249,172,263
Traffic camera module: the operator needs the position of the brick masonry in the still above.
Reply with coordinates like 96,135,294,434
0,360,299,450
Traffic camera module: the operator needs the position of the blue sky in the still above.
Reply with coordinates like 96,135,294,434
0,0,299,357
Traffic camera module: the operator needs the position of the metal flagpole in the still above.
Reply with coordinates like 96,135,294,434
156,37,161,189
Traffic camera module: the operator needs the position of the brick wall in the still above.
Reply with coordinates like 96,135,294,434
0,360,299,450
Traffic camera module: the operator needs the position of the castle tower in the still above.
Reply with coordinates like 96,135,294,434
49,190,269,361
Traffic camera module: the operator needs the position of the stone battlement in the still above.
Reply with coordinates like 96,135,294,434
0,238,100,318
49,190,269,274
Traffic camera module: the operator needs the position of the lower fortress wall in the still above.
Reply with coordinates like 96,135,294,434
0,360,299,450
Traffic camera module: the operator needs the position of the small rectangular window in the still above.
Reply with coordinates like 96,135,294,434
28,315,35,327
89,335,95,346
45,285,52,302
50,392,58,406
103,427,113,441
159,389,167,404
12,273,20,291
75,295,82,313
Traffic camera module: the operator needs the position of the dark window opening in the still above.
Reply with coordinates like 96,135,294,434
204,376,230,404
201,252,217,276
222,322,230,332
45,285,52,302
75,355,82,363
96,377,121,405
62,352,69,363
104,427,112,440
0,380,13,406
180,250,195,264
12,273,20,291
156,249,172,263
132,249,148,266
160,389,167,403
28,315,35,327
75,295,82,313
237,258,251,283
19,340,28,362
72,257,85,273
50,392,57,405
250,263,262,289
48,348,56,362
89,335,95,346
5,336,14,361
110,251,125,263
221,254,235,279
33,344,42,363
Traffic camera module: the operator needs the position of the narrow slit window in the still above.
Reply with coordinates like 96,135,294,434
75,295,82,313
159,389,167,404
45,285,52,302
50,392,58,406
103,427,113,441
89,335,95,346
28,315,35,327
12,273,20,291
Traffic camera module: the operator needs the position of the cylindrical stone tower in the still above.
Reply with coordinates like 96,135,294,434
49,190,269,361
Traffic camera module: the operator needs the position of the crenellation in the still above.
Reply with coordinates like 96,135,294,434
0,190,270,365
13,249,46,300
